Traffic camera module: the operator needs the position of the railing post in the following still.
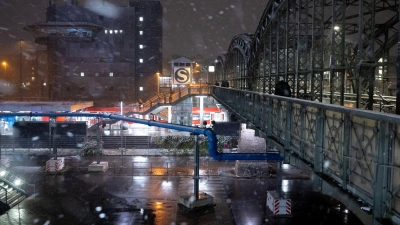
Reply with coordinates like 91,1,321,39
52,118,57,160
150,162,153,174
341,113,350,188
372,121,391,223
314,107,325,174
284,102,292,163
266,98,273,137
96,118,101,164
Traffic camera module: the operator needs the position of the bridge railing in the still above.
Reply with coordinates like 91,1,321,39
125,85,211,115
212,86,400,222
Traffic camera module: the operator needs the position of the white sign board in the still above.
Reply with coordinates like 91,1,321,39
173,67,191,84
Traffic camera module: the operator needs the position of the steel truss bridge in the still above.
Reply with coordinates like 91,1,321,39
214,0,400,113
211,1,400,224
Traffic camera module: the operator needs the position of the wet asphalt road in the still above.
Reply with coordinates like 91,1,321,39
0,155,364,225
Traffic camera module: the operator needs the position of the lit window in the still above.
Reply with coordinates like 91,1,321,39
119,30,123,33
105,30,108,34
32,76,35,81
114,30,118,34
81,72,84,77
139,87,143,91
139,59,143,63
139,45,143,49
109,72,113,77
95,72,99,77
139,31,143,35
43,82,46,86
139,17,143,21
110,30,113,34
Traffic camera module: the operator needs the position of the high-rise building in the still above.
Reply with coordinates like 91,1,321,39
25,0,162,106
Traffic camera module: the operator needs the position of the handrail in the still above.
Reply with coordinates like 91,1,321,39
0,112,283,161
125,86,212,115
0,186,7,204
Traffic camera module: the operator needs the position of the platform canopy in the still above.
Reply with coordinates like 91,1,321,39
0,101,93,112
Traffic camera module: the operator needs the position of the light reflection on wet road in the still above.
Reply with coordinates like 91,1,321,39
0,155,363,225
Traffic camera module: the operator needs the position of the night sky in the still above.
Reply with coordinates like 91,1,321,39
0,0,267,61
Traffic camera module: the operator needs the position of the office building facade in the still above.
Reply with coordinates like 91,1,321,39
25,0,162,106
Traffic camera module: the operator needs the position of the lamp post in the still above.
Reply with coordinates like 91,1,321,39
156,72,160,94
2,62,6,76
19,39,23,101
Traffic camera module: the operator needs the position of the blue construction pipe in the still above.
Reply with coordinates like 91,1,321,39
0,112,283,161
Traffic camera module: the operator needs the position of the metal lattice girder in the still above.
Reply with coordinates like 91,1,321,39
270,22,278,88
355,0,376,109
265,26,272,93
397,4,400,114
296,0,309,98
215,0,400,114
286,0,297,93
277,9,287,81
311,0,325,102
330,0,346,105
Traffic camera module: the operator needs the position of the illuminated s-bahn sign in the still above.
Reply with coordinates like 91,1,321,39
173,67,191,84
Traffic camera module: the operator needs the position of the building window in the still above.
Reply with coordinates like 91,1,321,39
139,17,143,21
139,59,143,63
139,87,143,91
105,30,108,34
119,30,123,33
114,30,118,34
81,72,84,77
110,30,113,34
109,72,113,77
95,72,99,77
160,76,172,88
139,31,143,35
139,45,143,49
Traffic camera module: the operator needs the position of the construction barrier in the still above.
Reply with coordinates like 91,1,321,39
46,157,65,173
266,191,291,216
0,157,10,168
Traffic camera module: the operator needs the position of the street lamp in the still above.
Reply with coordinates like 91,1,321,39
157,72,160,93
1,61,6,75
19,39,23,101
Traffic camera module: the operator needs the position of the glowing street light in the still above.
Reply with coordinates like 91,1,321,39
14,179,21,186
1,61,6,76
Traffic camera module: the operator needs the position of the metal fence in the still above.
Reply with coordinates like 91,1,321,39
213,86,400,224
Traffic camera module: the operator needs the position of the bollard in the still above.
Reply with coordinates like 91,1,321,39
132,161,134,175
167,162,169,174
207,161,209,178
114,161,116,174
150,162,153,174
